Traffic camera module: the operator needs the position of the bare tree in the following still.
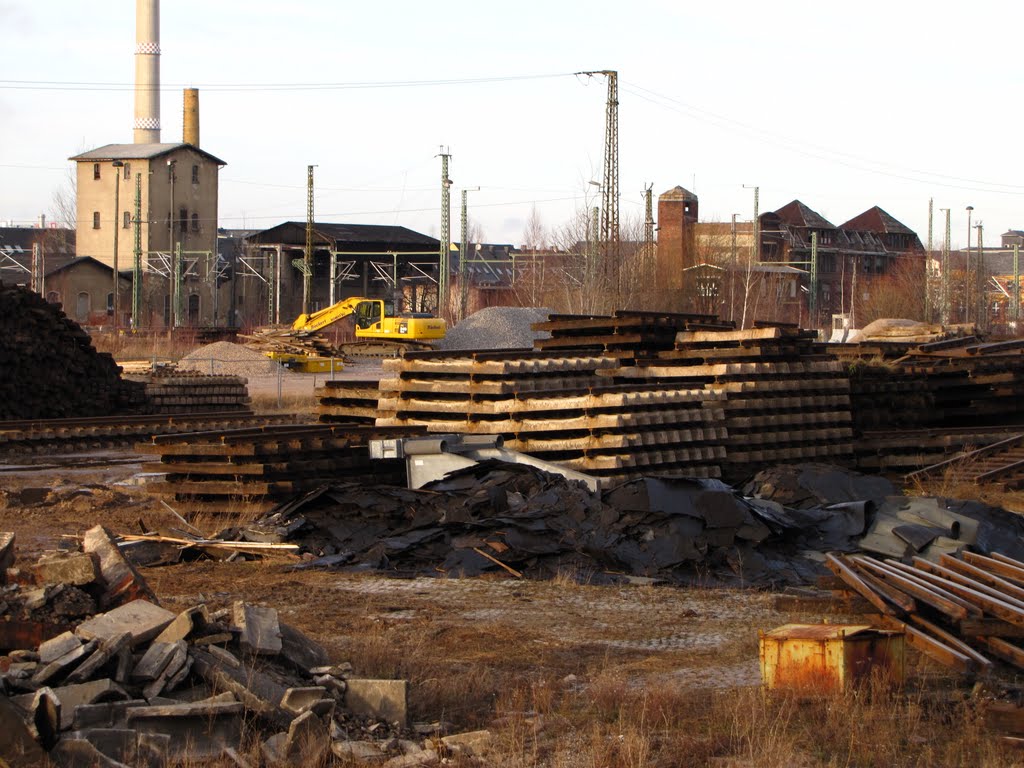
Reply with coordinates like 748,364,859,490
50,166,77,230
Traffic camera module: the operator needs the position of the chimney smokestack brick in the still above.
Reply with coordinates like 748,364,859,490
133,0,161,143
656,186,699,289
183,88,200,147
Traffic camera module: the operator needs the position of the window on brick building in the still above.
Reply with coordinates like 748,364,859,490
93,163,101,180
92,211,101,229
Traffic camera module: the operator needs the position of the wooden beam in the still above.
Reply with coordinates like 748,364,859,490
851,557,970,620
825,554,900,617
874,615,976,674
907,614,993,670
977,637,1024,671
962,551,1024,587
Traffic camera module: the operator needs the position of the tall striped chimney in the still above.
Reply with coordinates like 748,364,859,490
133,0,161,144
183,88,199,147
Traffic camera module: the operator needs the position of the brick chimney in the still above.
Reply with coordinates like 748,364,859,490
656,186,699,289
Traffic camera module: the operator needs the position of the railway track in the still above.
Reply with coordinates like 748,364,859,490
0,411,303,459
905,433,1024,488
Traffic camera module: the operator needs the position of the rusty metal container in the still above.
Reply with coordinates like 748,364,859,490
759,623,905,692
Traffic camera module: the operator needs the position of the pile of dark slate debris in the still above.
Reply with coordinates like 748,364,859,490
232,461,1024,586
0,528,492,768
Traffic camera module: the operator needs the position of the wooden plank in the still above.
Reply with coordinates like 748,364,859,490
824,554,899,616
850,557,971,620
938,554,1024,604
872,615,976,674
907,614,993,670
959,618,1024,638
913,557,1024,613
856,570,918,613
976,637,1024,671
907,559,1024,628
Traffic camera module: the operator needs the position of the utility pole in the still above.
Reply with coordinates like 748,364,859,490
578,70,619,301
976,222,985,332
132,173,142,330
965,206,974,324
926,198,933,322
438,148,452,318
173,242,183,328
643,184,654,259
1015,243,1020,327
939,208,950,325
304,165,315,316
31,243,42,295
458,187,478,323
744,185,760,261
168,160,176,329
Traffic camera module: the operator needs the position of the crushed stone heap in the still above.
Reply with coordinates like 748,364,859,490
177,341,284,377
0,283,142,420
440,306,552,350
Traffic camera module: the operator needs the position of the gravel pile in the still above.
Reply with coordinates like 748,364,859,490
440,306,552,351
177,340,284,376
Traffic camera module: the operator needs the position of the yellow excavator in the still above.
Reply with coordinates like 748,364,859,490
258,297,446,370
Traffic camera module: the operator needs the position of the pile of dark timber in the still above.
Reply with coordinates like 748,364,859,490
828,551,1024,676
0,283,143,419
241,327,342,360
132,373,251,414
138,424,425,514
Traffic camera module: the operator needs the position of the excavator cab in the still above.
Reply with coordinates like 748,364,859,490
353,300,385,330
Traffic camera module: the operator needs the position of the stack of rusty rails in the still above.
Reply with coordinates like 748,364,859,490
136,374,251,414
0,411,297,457
373,350,727,480
826,551,1024,676
904,433,1024,489
138,424,426,515
856,425,1024,473
315,380,385,425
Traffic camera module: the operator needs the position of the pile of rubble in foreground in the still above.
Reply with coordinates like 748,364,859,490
234,461,1024,587
0,529,492,767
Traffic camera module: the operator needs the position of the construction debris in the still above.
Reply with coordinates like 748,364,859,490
0,526,491,766
0,283,144,420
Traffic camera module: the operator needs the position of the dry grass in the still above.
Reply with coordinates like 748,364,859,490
90,329,201,363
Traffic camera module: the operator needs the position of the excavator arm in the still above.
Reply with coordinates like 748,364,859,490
291,298,381,332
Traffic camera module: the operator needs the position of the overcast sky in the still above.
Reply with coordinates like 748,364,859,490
2,0,1021,250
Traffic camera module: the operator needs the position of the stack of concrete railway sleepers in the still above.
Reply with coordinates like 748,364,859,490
373,347,727,480
129,373,251,414
533,314,853,481
315,380,384,424
138,424,425,515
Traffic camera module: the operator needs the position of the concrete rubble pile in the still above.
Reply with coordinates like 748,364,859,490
0,283,145,420
0,528,493,767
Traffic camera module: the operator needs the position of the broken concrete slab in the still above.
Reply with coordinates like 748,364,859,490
76,599,176,648
333,739,387,762
279,621,329,672
131,641,183,682
27,686,61,750
33,551,99,588
46,678,128,730
190,648,290,727
280,686,332,717
63,728,138,764
208,644,241,669
71,698,149,730
23,586,49,612
0,695,51,768
126,700,244,759
284,709,330,765
66,632,131,684
50,737,132,768
38,630,82,664
31,639,96,687
382,749,439,767
82,525,157,609
440,729,493,757
345,678,409,726
0,531,15,583
233,601,282,656
142,641,188,700
153,604,208,644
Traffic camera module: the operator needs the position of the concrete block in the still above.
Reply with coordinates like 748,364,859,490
27,686,61,750
126,700,244,759
38,630,81,664
154,604,208,643
345,678,409,726
33,551,99,587
23,586,48,611
76,599,176,648
64,728,137,763
208,644,241,669
71,698,149,730
132,641,182,682
141,642,188,700
233,601,282,656
285,710,330,764
261,732,289,766
82,525,156,609
190,648,289,727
